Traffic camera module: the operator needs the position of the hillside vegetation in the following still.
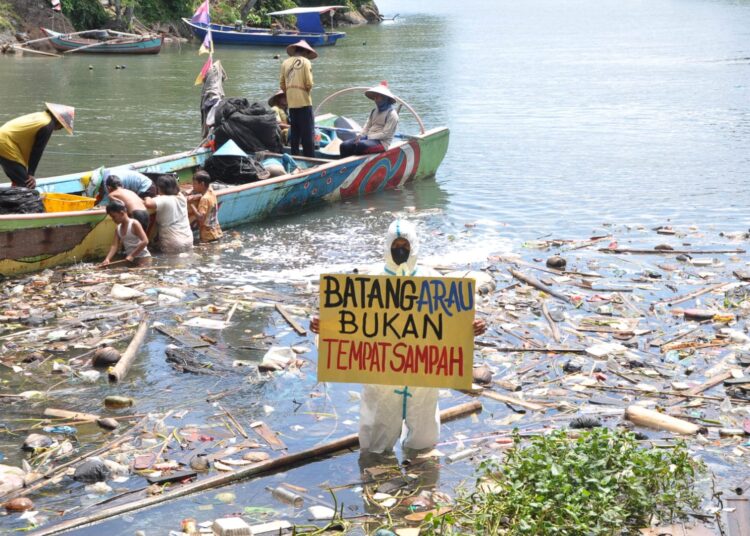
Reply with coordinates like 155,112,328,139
59,0,377,29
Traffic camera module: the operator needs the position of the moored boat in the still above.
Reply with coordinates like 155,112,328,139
41,28,163,55
0,94,449,277
182,6,346,47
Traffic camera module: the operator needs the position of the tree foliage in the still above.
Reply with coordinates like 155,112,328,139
61,0,109,29
59,0,373,28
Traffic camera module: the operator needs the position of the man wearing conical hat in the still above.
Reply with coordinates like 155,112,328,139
340,82,399,157
280,40,317,157
0,103,74,189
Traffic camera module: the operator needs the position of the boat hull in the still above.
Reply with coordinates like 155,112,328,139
0,128,449,276
41,29,163,54
183,19,345,47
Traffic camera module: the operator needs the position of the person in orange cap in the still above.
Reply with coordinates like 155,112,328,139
280,40,317,157
0,103,74,189
340,82,400,157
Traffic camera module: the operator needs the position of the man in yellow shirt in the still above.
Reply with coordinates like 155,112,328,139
280,40,317,157
0,103,75,189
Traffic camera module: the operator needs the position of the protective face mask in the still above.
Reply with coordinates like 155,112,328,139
391,246,410,265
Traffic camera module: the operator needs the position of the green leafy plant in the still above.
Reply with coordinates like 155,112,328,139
423,428,706,535
0,1,16,32
61,0,109,30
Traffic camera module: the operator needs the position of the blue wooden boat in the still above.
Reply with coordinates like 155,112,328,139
0,88,448,276
182,6,346,47
41,28,163,55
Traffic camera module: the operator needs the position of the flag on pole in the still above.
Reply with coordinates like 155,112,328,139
191,0,210,25
194,55,213,85
199,29,214,55
51,0,61,12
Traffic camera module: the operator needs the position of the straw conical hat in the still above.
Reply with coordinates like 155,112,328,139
286,40,318,60
45,103,75,134
364,81,396,103
267,89,286,107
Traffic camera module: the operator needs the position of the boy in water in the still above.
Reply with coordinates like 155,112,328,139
100,201,150,266
104,175,150,232
187,170,222,243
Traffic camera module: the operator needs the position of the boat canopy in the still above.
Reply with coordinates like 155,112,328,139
268,5,346,34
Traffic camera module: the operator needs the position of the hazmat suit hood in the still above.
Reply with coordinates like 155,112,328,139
384,219,419,276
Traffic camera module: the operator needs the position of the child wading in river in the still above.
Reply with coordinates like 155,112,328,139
188,170,223,243
100,201,151,266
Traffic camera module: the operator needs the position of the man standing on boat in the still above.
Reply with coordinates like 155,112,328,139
0,103,75,189
280,40,317,157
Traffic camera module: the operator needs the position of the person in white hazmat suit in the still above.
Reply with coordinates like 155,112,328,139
312,219,487,454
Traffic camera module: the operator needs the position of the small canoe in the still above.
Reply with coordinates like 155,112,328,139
183,6,346,47
40,28,163,55
0,92,449,277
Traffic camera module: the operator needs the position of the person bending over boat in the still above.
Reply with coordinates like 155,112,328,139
104,176,150,232
310,219,487,455
143,175,193,254
280,40,317,157
100,201,150,267
339,83,399,158
91,166,156,204
0,103,74,189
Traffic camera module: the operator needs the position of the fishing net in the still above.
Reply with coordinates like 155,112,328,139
0,187,45,214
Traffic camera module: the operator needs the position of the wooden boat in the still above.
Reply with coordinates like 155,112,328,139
0,92,448,277
41,28,163,55
182,6,346,47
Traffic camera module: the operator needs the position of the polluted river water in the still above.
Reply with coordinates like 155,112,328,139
1,0,750,533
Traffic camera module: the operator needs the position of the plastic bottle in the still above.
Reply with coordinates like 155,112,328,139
266,486,303,507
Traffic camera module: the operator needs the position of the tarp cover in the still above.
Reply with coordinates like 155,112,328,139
0,188,45,215
212,98,282,155
202,155,270,185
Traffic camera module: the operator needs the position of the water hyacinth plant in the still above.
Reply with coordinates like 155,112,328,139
423,428,706,535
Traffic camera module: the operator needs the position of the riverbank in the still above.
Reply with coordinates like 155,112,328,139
0,218,748,534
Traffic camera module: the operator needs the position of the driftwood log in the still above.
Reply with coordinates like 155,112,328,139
108,313,149,382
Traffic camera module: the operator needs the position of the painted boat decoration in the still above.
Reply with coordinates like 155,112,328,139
0,92,448,277
40,28,163,55
182,6,346,47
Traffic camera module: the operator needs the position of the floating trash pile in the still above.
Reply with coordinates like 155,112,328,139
0,222,748,534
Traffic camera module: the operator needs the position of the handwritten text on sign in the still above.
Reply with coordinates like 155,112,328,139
318,274,475,389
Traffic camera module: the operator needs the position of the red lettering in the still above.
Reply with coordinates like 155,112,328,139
377,342,391,372
322,338,337,369
336,339,348,370
451,346,464,377
391,342,406,373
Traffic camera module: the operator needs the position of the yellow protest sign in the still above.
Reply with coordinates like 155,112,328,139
317,274,475,389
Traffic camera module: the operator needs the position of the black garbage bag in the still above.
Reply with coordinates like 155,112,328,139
203,155,270,185
73,458,111,484
212,98,282,154
0,187,44,215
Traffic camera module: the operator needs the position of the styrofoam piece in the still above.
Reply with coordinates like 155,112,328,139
212,517,252,536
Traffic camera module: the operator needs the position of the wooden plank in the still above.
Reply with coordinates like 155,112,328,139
44,408,100,422
250,421,287,450
481,390,547,411
275,303,307,336
155,326,209,348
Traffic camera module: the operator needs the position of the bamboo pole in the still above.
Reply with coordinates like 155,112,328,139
10,46,61,58
602,248,745,255
29,400,482,536
481,390,547,411
509,268,571,304
541,301,561,343
108,313,149,382
17,30,93,47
